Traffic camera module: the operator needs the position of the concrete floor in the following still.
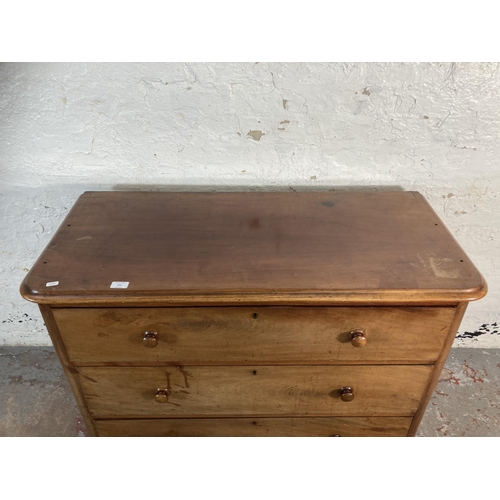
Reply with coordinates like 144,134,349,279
0,346,498,437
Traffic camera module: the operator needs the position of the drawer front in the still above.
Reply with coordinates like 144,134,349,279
95,417,412,437
54,306,455,365
78,365,432,418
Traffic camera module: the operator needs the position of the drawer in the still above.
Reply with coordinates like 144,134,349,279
95,416,412,437
78,365,432,418
54,306,455,365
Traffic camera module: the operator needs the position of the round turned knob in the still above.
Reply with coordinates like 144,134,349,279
340,386,354,402
142,331,159,348
349,329,367,348
330,434,341,437
155,388,169,403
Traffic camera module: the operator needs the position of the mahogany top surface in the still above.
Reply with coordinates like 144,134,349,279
21,191,486,305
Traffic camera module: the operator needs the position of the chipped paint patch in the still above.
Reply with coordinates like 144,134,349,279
435,423,450,436
434,388,450,397
2,313,36,325
438,368,460,385
456,322,499,342
247,130,265,141
462,361,485,383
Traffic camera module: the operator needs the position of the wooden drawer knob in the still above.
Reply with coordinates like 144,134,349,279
349,329,367,347
143,331,159,348
340,386,354,402
330,434,341,437
155,388,169,403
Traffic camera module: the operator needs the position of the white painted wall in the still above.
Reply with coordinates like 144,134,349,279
1,62,498,346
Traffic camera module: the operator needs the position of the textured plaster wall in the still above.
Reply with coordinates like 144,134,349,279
1,62,498,346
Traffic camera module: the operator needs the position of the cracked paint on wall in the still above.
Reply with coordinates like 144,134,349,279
0,62,499,346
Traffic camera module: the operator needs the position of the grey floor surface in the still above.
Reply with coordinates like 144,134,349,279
0,346,498,437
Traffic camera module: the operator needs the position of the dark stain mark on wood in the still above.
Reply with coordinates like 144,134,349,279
249,218,260,229
176,366,193,388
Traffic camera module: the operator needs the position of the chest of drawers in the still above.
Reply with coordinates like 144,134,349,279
20,191,486,436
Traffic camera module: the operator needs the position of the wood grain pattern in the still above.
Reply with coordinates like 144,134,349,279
54,306,455,365
20,191,486,306
78,365,432,418
38,305,97,436
95,416,412,437
407,302,469,436
19,191,487,437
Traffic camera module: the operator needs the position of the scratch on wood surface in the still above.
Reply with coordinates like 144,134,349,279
418,253,461,279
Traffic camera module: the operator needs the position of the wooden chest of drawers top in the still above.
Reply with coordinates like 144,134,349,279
20,191,487,437
21,190,486,306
